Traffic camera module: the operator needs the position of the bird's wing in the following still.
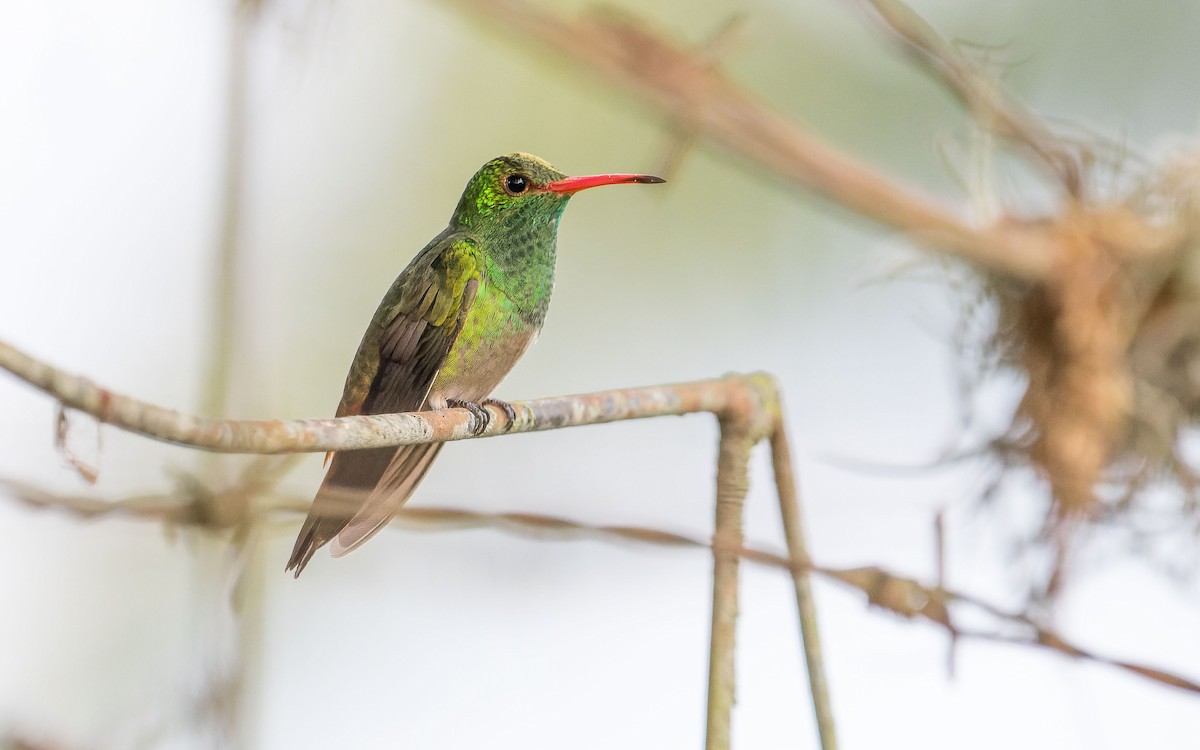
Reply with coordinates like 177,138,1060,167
286,233,482,575
334,229,482,418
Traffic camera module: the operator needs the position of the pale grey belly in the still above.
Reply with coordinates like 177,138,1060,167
425,328,537,407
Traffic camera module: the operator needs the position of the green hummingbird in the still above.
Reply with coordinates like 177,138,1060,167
287,153,664,576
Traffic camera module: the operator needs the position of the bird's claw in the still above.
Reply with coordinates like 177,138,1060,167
482,398,518,433
446,398,491,436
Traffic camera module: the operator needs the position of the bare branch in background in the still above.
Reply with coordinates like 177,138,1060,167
8,478,1198,697
198,2,265,742
54,406,100,484
200,0,258,423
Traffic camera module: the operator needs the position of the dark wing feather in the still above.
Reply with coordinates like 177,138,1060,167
286,233,481,576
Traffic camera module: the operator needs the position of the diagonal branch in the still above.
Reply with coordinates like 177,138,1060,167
770,420,838,749
448,0,1063,280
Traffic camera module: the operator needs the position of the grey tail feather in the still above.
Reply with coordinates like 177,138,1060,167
286,515,331,578
331,442,443,557
286,445,405,578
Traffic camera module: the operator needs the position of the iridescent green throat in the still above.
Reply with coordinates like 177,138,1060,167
449,157,571,326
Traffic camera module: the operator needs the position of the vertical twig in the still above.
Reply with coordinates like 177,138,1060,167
706,417,753,750
202,0,255,422
204,4,262,748
770,423,838,750
226,520,268,750
935,509,958,677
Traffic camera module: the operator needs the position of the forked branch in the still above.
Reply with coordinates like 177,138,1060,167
0,336,826,750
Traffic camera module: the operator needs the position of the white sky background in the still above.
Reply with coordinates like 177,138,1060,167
1,0,1198,748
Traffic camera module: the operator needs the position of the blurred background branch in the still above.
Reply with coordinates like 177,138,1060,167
6,476,1196,696
450,0,1065,279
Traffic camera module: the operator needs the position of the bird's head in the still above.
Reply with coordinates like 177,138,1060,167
450,153,664,235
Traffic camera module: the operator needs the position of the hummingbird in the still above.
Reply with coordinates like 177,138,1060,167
287,153,664,576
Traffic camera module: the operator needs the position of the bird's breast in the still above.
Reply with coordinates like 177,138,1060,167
428,278,539,404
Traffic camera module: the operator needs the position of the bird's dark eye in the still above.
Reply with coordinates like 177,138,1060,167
504,174,529,195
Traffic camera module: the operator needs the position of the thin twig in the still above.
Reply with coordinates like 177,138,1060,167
8,478,1198,696
770,420,838,750
201,1,255,422
206,8,262,740
861,0,1084,194
6,480,200,524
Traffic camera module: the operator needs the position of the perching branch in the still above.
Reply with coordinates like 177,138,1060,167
0,336,821,750
0,337,774,453
707,415,756,749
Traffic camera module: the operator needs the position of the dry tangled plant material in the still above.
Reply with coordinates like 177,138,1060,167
861,1,1176,525
896,16,1200,588
857,3,1200,590
974,125,1200,588
845,0,1200,586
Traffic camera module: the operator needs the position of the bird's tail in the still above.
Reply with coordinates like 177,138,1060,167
286,443,443,577
331,442,443,557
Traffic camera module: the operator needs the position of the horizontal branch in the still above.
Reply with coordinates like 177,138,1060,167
451,0,1062,280
8,476,1197,696
0,338,776,454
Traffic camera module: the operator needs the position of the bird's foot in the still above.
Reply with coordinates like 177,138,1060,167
446,398,492,436
482,398,518,433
